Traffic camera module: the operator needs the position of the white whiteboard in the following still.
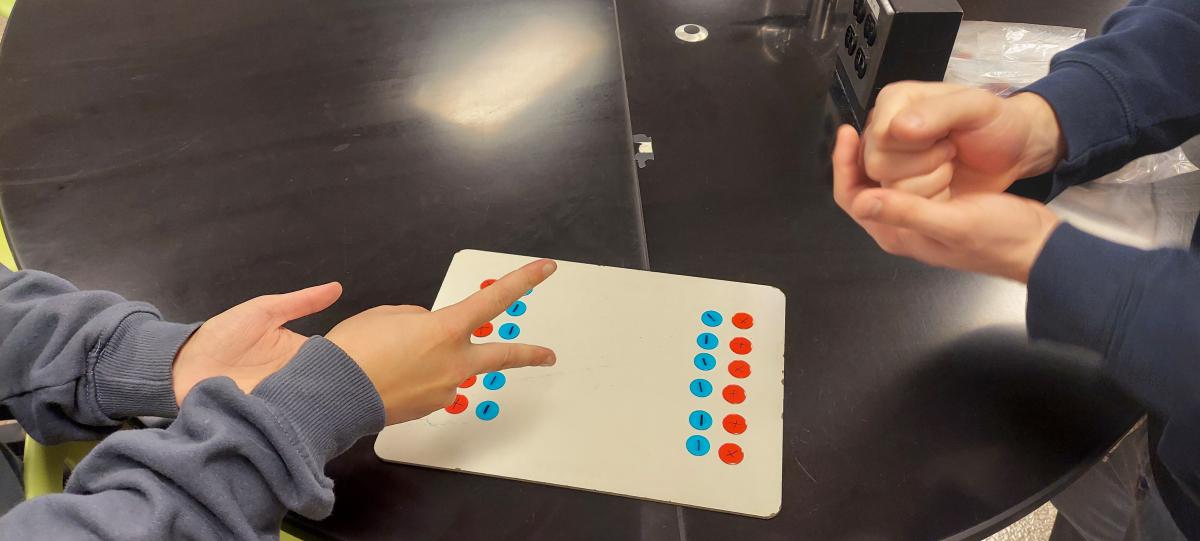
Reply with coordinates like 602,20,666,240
375,250,786,517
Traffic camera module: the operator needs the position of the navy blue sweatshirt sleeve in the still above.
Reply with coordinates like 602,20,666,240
1028,224,1200,528
1023,0,1200,198
0,266,199,443
0,337,386,540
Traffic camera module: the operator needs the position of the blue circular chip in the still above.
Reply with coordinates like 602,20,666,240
476,400,500,421
506,301,528,317
483,372,506,390
498,323,521,340
689,378,713,398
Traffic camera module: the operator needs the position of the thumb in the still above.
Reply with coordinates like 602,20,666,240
469,343,556,373
850,188,969,244
889,89,1001,143
256,282,344,323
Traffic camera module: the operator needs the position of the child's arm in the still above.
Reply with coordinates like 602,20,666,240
0,267,198,443
0,260,556,539
0,339,384,539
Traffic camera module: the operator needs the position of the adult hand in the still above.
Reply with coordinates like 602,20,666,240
862,82,1065,197
835,125,1061,283
173,282,344,406
326,259,558,425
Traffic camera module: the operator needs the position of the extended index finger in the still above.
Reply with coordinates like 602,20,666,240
437,259,558,333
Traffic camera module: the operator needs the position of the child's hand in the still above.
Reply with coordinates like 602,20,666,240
326,260,558,425
172,282,344,406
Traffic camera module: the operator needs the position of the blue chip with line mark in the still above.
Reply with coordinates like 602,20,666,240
498,323,521,340
483,372,506,390
476,400,500,421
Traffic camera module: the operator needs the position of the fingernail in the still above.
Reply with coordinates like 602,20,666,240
541,261,558,277
945,144,958,161
541,351,557,366
862,198,883,218
898,113,924,130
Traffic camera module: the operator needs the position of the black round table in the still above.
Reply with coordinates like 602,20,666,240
0,1,1140,539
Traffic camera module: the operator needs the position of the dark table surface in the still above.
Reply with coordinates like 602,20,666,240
0,0,1142,539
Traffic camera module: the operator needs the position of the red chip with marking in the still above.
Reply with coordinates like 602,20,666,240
732,312,754,329
459,375,477,388
445,394,469,414
730,337,752,355
473,322,494,338
723,384,746,404
728,360,751,379
719,443,744,465
723,414,748,435
480,279,497,289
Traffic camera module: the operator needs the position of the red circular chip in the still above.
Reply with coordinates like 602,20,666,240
480,279,497,289
728,360,751,379
459,375,477,388
445,394,469,414
719,443,744,465
732,312,754,330
729,337,752,355
723,384,746,404
473,322,494,338
723,414,747,435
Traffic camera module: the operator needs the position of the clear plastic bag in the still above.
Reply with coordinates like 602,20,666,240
945,21,1086,96
1093,147,1199,185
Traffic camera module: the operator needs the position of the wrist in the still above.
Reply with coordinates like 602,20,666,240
251,337,385,463
94,312,201,419
1009,92,1066,178
1009,203,1063,283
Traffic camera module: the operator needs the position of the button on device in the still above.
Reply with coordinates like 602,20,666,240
694,353,717,371
697,333,719,350
690,378,714,398
701,310,723,327
732,312,754,330
845,25,858,54
686,435,711,456
480,279,496,289
476,400,500,421
728,360,751,379
473,322,494,338
689,410,713,431
459,375,477,388
855,47,869,79
864,14,878,46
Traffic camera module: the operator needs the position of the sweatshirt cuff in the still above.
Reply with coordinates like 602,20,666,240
1023,61,1132,198
1027,223,1144,353
251,337,385,464
93,312,201,419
